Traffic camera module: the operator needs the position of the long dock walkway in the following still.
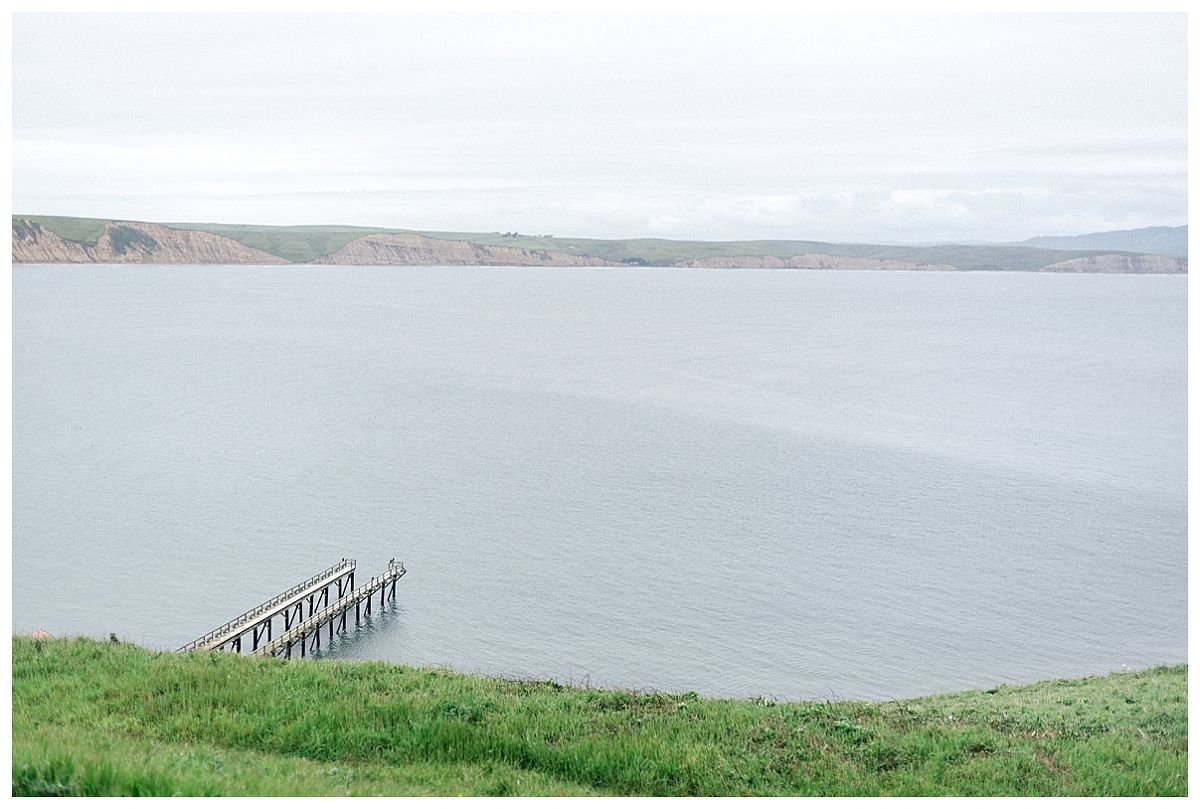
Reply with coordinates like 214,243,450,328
177,558,398,655
254,560,406,659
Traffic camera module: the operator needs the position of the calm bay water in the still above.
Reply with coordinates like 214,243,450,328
12,265,1187,700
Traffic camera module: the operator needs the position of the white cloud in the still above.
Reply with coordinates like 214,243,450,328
12,13,1187,242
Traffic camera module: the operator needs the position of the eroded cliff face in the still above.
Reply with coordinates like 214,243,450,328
13,218,1190,273
1038,254,1187,274
11,220,92,263
310,233,625,267
13,220,289,265
671,254,959,271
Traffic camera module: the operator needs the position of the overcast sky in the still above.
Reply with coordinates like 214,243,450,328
12,13,1188,244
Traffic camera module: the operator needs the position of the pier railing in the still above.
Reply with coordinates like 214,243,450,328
177,559,356,653
255,560,406,659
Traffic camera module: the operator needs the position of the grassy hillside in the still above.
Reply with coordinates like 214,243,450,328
16,215,1134,270
12,637,1186,796
12,215,111,245
314,229,1123,271
165,222,400,264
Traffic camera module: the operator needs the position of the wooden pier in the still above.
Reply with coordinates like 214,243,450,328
177,558,405,657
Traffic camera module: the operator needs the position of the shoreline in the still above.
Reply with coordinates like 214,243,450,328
13,215,1188,274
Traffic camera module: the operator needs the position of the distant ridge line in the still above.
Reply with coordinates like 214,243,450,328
12,215,1188,273
1008,226,1187,259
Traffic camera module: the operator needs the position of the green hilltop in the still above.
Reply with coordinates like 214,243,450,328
12,636,1187,797
14,215,112,246
14,214,1144,270
165,222,400,264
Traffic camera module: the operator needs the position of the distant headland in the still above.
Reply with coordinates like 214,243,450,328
12,216,1187,273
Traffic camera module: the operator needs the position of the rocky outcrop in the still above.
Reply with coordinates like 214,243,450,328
11,219,92,263
13,219,289,265
1037,254,1187,274
311,233,625,267
671,253,959,271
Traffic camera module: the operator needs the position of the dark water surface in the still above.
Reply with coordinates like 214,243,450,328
12,265,1186,700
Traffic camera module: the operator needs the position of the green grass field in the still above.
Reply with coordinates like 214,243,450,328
165,222,396,264
13,215,112,245
414,234,1113,271
12,637,1186,796
16,215,1128,270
